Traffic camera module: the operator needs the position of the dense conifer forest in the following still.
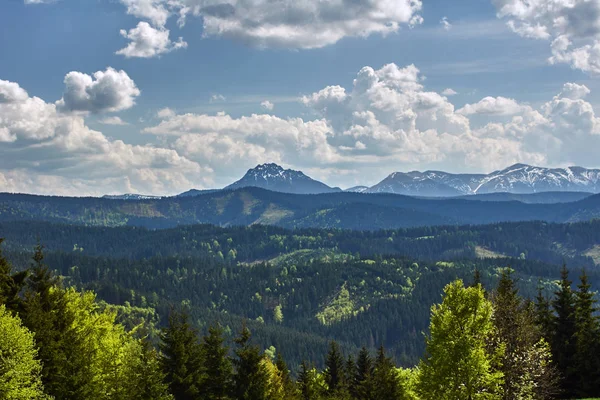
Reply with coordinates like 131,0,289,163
1,217,600,398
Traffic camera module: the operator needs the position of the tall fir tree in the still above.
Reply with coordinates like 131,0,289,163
353,347,373,400
159,309,205,400
534,285,553,342
323,341,345,395
233,325,269,400
200,324,233,400
573,270,600,398
551,265,577,397
275,352,297,399
0,238,28,312
371,346,405,400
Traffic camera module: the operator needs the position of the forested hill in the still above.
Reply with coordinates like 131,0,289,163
2,219,600,371
1,188,600,229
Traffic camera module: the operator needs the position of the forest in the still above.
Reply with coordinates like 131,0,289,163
1,241,599,399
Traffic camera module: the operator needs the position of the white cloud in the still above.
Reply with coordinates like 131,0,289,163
260,100,274,111
157,107,176,119
24,0,57,4
559,82,591,100
457,96,526,116
56,67,140,114
440,17,452,31
117,0,422,50
99,116,129,126
0,80,29,103
119,0,170,27
116,22,187,58
493,0,600,74
442,88,458,96
210,94,226,103
0,78,210,196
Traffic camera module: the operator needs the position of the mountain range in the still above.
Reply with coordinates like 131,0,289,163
167,163,600,198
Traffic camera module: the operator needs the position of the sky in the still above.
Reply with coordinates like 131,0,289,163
2,0,600,195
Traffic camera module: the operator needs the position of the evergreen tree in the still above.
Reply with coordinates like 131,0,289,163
371,346,405,400
0,304,49,399
573,270,600,398
159,309,205,400
491,269,558,400
323,341,345,395
551,265,577,396
345,355,356,397
275,352,297,399
417,280,503,400
201,324,233,400
0,238,27,312
233,325,269,400
297,361,320,400
534,285,553,341
134,339,174,400
353,347,373,400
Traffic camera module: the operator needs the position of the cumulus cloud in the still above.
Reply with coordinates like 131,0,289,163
260,100,274,111
56,68,140,114
116,22,187,58
0,78,210,195
156,107,176,119
442,88,458,96
493,0,600,74
116,0,422,50
457,96,526,116
24,0,57,4
99,116,129,126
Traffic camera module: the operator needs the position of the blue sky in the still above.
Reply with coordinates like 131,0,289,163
2,0,600,195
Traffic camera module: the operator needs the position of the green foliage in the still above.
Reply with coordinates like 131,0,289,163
417,280,503,400
200,324,233,400
0,305,48,400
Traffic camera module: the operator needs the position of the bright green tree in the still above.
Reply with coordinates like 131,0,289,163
417,280,503,400
0,305,49,399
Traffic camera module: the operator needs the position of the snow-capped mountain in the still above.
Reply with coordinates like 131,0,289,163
368,164,600,196
345,186,369,193
225,163,341,194
103,194,163,200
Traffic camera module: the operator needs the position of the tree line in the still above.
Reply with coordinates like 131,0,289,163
2,237,600,398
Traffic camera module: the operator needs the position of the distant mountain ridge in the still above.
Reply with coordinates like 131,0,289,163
224,163,341,194
103,194,163,200
368,164,600,196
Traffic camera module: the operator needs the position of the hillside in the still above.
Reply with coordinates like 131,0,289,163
1,189,600,230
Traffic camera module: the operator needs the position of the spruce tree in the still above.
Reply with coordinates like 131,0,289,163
200,324,233,400
159,309,205,400
371,346,405,400
353,347,373,400
232,325,269,400
136,339,174,400
551,265,577,396
323,341,345,395
297,361,316,400
492,269,558,400
573,270,600,398
0,238,28,312
275,352,296,399
534,285,553,341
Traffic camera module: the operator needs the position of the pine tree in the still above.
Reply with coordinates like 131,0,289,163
128,339,174,400
345,355,356,397
492,268,558,400
534,285,553,341
551,265,577,396
0,238,28,312
275,352,297,399
297,361,317,400
233,325,269,400
323,341,345,395
371,346,405,400
200,324,233,400
573,270,600,398
353,347,373,400
159,309,205,400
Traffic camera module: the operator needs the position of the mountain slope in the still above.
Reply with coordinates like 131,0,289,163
1,187,600,230
225,163,341,194
368,164,600,196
